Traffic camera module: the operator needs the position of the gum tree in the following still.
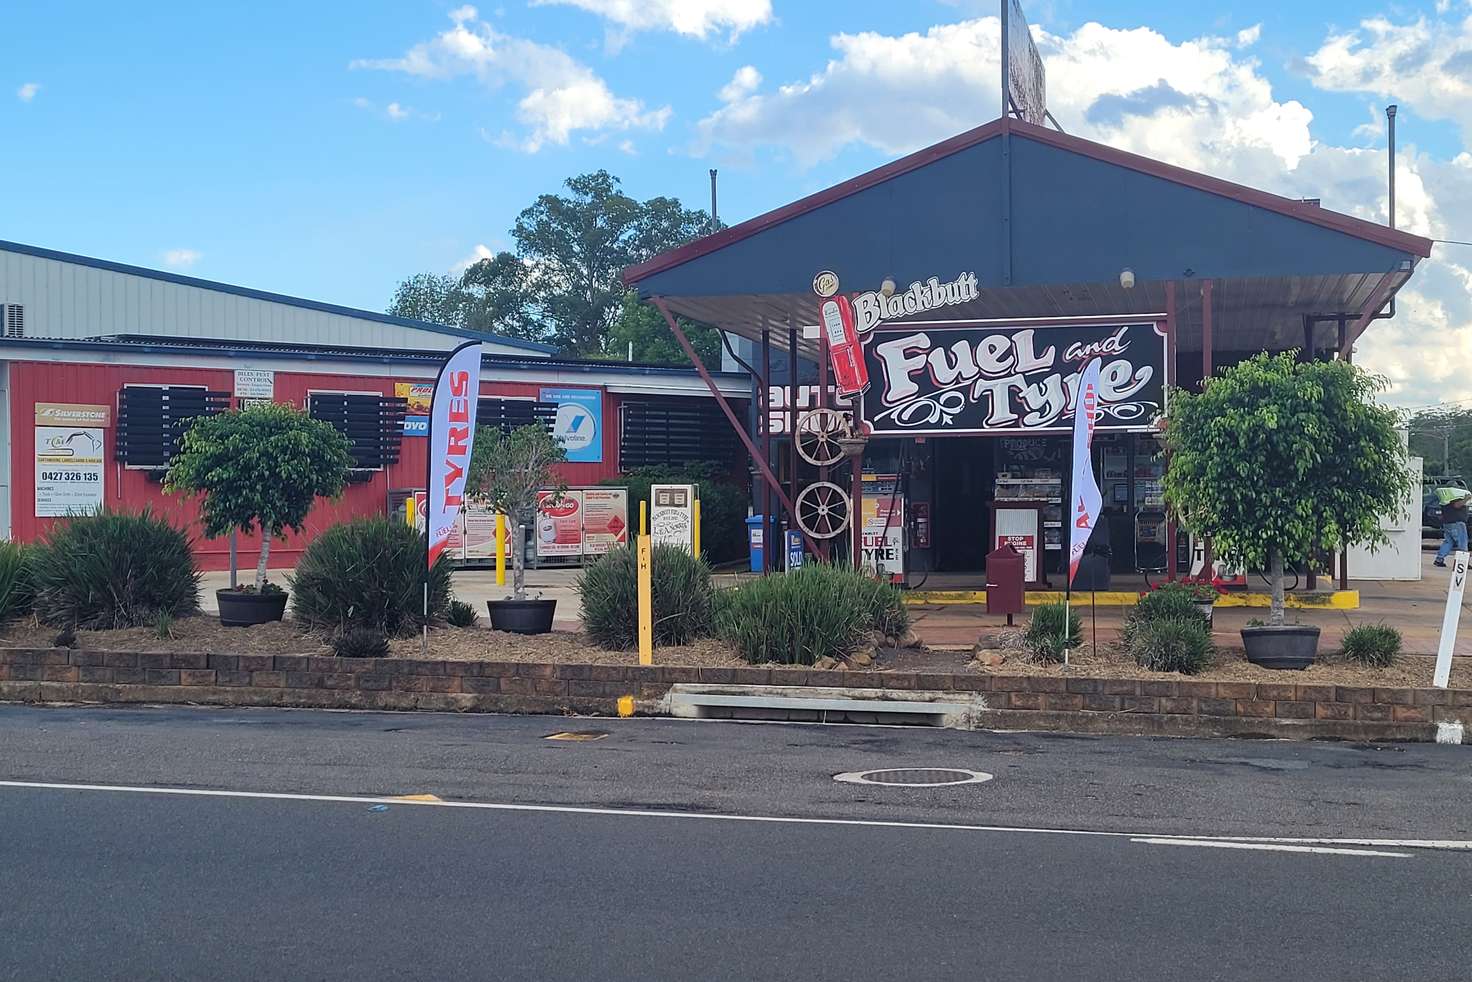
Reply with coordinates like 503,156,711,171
164,403,353,590
466,424,567,600
1161,352,1411,626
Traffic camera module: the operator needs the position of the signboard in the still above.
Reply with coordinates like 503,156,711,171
767,385,851,435
536,491,584,557
861,320,1167,436
234,369,274,408
461,501,511,562
650,483,696,552
395,382,433,437
1002,0,1047,125
35,427,105,517
581,488,629,555
785,529,805,571
860,492,905,581
540,387,602,463
35,403,110,427
994,506,1042,583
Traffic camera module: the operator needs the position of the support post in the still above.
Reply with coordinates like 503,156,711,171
788,318,800,553
653,298,820,554
851,455,863,571
1339,316,1351,592
761,322,773,575
1200,280,1214,579
816,326,831,562
495,512,506,586
1164,281,1178,582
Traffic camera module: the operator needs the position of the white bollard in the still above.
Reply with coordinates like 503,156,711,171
1432,550,1466,689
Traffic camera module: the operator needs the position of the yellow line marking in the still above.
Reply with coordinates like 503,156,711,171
393,793,442,802
904,590,1360,609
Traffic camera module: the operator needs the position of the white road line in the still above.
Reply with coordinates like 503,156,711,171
1131,838,1411,858
0,780,1467,853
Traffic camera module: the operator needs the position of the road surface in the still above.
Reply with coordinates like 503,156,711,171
1,704,1468,981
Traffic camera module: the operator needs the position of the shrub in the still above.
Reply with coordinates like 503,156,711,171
164,403,352,590
1024,603,1083,664
0,540,32,622
602,463,747,563
715,563,904,665
580,543,714,649
447,600,480,628
290,518,452,636
467,424,567,601
331,626,390,659
1125,583,1208,643
29,508,200,629
1129,618,1214,674
1339,623,1401,667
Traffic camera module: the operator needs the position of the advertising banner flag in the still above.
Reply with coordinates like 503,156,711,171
1067,358,1104,585
426,341,482,568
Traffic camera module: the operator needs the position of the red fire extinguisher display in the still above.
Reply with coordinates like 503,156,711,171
813,271,869,397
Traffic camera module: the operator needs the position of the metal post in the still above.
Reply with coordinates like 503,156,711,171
1387,105,1397,230
816,326,831,562
709,169,719,231
1339,316,1351,592
652,298,820,554
1200,280,1214,579
761,321,773,574
1164,281,1178,582
788,318,800,560
851,455,863,571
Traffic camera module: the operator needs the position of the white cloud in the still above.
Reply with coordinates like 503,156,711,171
351,5,668,151
689,13,1472,406
452,243,496,274
1236,24,1262,48
353,97,435,122
530,0,771,42
16,82,39,102
162,249,201,270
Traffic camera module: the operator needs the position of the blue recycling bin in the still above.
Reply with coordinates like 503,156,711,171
745,515,765,572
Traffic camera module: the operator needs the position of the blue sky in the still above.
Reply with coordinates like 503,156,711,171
3,0,1471,401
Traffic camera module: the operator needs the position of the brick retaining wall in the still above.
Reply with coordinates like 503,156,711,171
0,648,1467,742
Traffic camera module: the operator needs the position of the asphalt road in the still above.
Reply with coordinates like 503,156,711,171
1,705,1469,981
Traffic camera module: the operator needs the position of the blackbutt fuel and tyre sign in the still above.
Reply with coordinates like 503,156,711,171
859,320,1167,436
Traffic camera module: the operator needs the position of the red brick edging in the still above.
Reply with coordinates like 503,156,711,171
0,648,1467,742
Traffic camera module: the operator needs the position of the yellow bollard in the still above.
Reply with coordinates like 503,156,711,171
637,534,653,665
405,495,416,528
692,498,701,556
639,499,648,536
494,512,506,587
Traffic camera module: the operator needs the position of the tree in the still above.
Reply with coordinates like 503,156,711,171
1409,407,1472,480
388,272,460,325
164,404,354,590
605,291,722,366
1161,352,1412,626
513,170,711,355
455,252,542,340
466,424,568,600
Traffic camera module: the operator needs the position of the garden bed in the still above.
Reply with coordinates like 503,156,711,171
1,616,1465,688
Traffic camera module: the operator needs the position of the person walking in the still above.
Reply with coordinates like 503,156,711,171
1435,489,1470,567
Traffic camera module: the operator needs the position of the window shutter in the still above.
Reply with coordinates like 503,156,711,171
4,304,23,338
307,393,406,470
618,398,745,469
475,397,557,435
115,385,230,470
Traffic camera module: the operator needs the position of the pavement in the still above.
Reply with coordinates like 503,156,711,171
1,704,1469,980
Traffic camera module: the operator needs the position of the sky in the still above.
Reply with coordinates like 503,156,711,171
3,0,1472,407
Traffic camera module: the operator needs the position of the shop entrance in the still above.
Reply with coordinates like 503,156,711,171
932,437,994,571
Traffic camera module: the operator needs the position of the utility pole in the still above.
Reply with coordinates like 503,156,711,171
709,169,719,232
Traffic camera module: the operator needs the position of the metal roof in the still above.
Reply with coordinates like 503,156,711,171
0,239,557,354
624,116,1432,361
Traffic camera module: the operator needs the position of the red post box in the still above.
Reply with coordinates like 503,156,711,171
985,543,1026,625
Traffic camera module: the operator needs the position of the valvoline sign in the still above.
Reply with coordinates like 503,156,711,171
540,387,602,463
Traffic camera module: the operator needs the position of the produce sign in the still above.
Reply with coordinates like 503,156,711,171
860,320,1166,436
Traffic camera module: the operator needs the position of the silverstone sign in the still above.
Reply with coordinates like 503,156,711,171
860,320,1166,436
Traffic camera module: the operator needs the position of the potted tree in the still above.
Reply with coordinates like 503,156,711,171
164,403,353,626
467,423,568,634
1162,352,1410,668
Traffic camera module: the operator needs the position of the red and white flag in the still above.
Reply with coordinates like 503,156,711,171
1067,358,1103,585
426,341,482,567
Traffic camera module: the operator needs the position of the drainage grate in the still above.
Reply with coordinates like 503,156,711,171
833,768,993,787
545,731,609,742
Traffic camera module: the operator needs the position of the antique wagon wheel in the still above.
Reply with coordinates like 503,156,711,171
795,481,852,540
795,408,851,467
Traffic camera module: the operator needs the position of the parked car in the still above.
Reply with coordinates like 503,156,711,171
1424,489,1443,537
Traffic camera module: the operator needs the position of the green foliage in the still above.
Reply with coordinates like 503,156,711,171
603,463,747,563
331,626,390,659
164,403,353,589
605,292,722,366
1125,584,1209,643
1024,603,1083,664
290,518,452,637
0,540,33,622
153,610,176,641
29,508,200,629
467,424,568,600
1339,623,1402,667
1128,618,1214,674
579,543,714,649
387,258,545,341
1163,353,1412,625
1409,408,1472,479
715,563,906,665
447,600,480,628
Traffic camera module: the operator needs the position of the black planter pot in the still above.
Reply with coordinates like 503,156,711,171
217,589,289,627
1241,624,1321,670
487,598,557,635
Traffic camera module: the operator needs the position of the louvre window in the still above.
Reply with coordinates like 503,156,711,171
307,392,406,471
4,304,23,338
476,397,557,435
619,398,746,469
115,385,230,470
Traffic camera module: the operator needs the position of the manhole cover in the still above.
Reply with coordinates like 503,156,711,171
833,768,993,787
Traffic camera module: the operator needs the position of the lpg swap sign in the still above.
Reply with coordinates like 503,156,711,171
426,342,482,567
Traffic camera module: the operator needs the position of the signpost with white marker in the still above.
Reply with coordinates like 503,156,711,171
1432,551,1465,689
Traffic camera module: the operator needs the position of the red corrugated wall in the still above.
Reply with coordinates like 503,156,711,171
9,361,621,570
